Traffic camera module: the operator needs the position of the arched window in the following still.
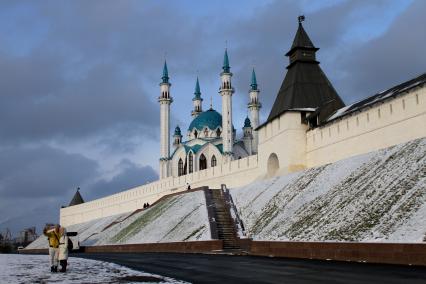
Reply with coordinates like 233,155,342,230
211,155,217,167
199,154,207,170
188,152,193,174
178,158,184,176
204,128,209,137
194,130,198,138
216,128,221,137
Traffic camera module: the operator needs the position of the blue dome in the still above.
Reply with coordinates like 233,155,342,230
188,109,222,131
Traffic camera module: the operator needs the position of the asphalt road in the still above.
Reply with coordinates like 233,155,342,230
77,252,426,284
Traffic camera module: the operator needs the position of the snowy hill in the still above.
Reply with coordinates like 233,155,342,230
231,138,426,242
26,190,210,249
27,138,426,249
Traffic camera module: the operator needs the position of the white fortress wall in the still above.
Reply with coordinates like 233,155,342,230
60,154,260,226
60,84,426,228
257,111,309,176
306,85,426,167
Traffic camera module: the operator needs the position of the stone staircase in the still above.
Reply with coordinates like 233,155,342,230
209,188,241,250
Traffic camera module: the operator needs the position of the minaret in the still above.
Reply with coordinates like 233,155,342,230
248,68,261,153
173,126,182,149
219,49,234,163
158,61,173,179
191,77,203,118
242,117,253,155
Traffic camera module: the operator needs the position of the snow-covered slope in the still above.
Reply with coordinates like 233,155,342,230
27,138,426,248
231,138,426,242
27,190,210,248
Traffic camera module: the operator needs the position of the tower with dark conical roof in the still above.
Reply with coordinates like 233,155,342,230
267,16,345,125
69,187,84,207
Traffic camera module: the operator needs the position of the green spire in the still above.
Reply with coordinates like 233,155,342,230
222,49,230,73
250,68,258,90
174,125,181,136
244,116,251,128
162,61,169,83
194,77,201,99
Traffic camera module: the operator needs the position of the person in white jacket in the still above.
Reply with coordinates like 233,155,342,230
58,227,69,272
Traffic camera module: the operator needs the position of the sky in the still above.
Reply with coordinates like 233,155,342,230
0,0,425,236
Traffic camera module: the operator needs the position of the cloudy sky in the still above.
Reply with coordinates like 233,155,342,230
0,0,424,235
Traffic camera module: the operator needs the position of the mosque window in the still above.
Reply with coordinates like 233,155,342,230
204,128,209,137
216,129,221,137
194,130,198,138
199,154,207,170
188,152,193,173
211,155,217,167
178,159,184,176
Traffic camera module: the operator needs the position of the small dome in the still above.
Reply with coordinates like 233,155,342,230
244,117,252,128
188,109,222,131
174,126,182,136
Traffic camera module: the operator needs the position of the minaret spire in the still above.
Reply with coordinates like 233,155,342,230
162,61,169,83
250,68,258,91
223,49,230,73
191,77,203,118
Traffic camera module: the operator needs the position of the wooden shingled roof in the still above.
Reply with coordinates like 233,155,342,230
259,21,345,129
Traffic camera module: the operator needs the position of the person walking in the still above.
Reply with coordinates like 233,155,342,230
58,227,69,272
43,224,60,272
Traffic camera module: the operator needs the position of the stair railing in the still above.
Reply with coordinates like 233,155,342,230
221,184,247,237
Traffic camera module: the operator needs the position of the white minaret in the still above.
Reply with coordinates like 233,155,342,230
242,117,253,155
219,49,234,163
191,77,203,118
159,61,173,179
248,68,261,153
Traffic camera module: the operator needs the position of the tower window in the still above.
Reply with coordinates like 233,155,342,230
211,155,217,167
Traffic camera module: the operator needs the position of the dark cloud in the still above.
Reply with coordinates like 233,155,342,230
0,145,98,198
85,159,158,200
335,0,426,103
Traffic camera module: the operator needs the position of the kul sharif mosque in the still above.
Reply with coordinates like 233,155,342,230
158,50,261,179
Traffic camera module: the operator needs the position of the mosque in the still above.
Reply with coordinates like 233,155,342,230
159,50,261,179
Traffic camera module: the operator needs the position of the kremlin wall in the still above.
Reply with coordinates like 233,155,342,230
60,79,426,227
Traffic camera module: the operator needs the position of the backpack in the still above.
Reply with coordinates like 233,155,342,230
67,238,74,252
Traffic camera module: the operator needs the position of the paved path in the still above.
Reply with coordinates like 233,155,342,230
78,252,426,283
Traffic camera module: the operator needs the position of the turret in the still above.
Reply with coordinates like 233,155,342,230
158,61,173,179
219,49,234,163
191,77,203,118
173,126,182,148
242,117,253,155
248,68,261,153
